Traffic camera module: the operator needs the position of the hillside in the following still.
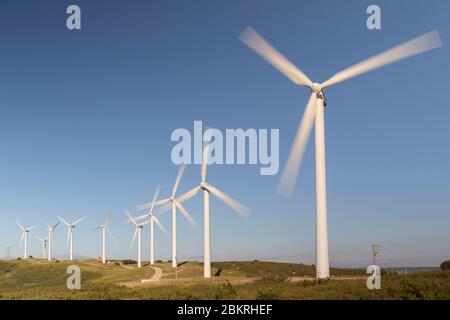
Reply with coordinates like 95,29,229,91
0,259,449,300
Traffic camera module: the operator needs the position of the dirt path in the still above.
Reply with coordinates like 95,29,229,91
140,266,162,283
288,276,367,282
150,266,162,280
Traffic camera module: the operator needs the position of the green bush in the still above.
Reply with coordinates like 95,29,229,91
440,260,450,271
256,289,280,300
122,259,137,265
256,274,288,284
215,281,237,300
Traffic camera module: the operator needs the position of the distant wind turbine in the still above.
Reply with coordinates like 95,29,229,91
58,216,85,260
94,211,117,264
138,164,195,268
126,210,150,268
35,236,48,259
178,144,250,278
16,221,38,259
46,221,59,261
133,186,167,265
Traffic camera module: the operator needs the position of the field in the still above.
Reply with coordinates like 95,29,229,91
0,259,449,300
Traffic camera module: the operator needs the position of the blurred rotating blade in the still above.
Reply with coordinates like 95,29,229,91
321,30,442,88
201,144,210,183
172,165,186,197
277,93,317,196
206,184,250,217
173,201,196,226
130,228,138,248
152,215,168,235
239,26,313,87
177,186,201,203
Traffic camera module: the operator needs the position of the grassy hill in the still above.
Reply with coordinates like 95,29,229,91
0,259,449,300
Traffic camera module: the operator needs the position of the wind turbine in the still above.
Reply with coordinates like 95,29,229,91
58,216,85,261
94,211,117,264
239,26,442,278
137,165,195,268
46,221,59,261
126,210,150,268
177,144,250,278
133,186,167,265
35,236,48,259
16,221,38,259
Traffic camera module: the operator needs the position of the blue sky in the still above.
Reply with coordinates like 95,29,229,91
0,0,449,267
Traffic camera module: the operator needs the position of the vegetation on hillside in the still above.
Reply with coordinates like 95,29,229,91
0,259,448,300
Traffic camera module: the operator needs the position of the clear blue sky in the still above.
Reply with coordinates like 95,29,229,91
0,0,449,267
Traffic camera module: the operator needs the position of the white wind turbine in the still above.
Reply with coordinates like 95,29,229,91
133,186,167,265
239,26,442,278
138,165,195,268
94,211,117,264
126,210,150,268
177,144,250,278
58,216,85,261
16,221,38,259
35,236,48,259
46,221,59,261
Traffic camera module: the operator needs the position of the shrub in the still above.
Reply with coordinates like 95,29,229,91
215,281,237,300
256,274,288,284
440,260,450,271
256,289,280,300
122,259,137,265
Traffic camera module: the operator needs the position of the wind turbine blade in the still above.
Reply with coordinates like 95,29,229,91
177,186,201,203
277,93,317,196
239,26,313,87
66,228,71,244
35,236,44,241
149,185,161,215
26,225,38,231
201,144,210,183
131,213,148,221
140,220,151,226
106,226,117,244
207,185,250,217
105,210,111,227
174,201,196,226
16,220,25,231
322,30,442,88
52,221,60,230
125,210,138,226
136,202,151,210
172,164,186,197
72,216,85,226
130,228,138,247
58,216,71,227
20,232,25,244
137,198,169,211
154,198,171,207
154,202,172,216
152,215,168,235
